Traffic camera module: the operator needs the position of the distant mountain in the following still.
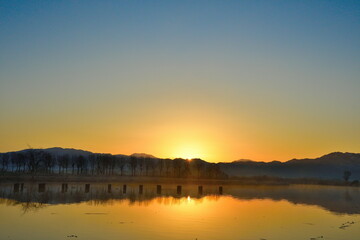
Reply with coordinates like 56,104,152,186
1,147,156,159
130,153,157,158
233,159,255,163
36,147,94,157
2,147,94,157
220,152,360,180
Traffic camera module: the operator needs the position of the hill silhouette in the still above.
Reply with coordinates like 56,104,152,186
1,148,359,181
220,152,360,180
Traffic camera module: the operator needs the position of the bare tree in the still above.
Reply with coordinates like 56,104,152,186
192,158,204,178
149,158,156,176
164,159,172,177
10,152,17,172
19,153,26,172
0,153,9,172
88,154,96,175
183,160,191,178
343,170,351,182
173,158,183,177
76,155,86,174
109,155,116,175
157,158,164,176
59,154,70,174
117,156,127,176
70,155,76,175
43,152,54,173
11,153,24,172
130,156,138,176
138,157,145,176
26,149,42,175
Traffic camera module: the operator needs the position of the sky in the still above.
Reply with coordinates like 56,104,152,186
0,0,359,162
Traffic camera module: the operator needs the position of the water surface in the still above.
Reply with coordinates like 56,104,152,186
0,182,359,240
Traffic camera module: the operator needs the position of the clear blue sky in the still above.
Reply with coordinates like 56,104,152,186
1,0,359,161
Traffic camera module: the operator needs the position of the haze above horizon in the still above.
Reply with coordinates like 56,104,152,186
1,1,359,162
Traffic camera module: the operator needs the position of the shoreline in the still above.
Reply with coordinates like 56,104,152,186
1,174,358,187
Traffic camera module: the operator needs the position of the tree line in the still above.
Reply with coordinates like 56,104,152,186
0,149,226,179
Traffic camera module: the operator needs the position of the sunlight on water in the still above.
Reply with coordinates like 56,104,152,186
0,183,359,240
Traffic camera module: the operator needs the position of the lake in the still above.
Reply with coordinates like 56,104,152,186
0,182,359,240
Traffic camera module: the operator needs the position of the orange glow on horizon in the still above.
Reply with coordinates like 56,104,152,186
169,142,206,160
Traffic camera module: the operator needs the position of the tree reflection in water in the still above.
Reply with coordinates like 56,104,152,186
0,182,359,214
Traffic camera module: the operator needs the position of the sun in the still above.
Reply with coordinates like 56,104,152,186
171,143,205,160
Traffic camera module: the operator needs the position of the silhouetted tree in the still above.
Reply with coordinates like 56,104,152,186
157,158,164,176
11,153,24,172
130,156,138,176
0,153,9,171
343,170,352,182
149,158,156,176
88,154,96,175
109,155,116,175
95,154,104,175
43,152,54,173
173,158,183,177
10,153,16,171
164,159,172,177
76,155,86,174
138,157,145,176
192,158,204,178
19,153,26,172
58,154,70,174
182,160,191,177
2,148,228,179
117,156,127,176
144,158,150,176
26,149,42,175
70,155,76,174
97,154,112,175
56,156,62,174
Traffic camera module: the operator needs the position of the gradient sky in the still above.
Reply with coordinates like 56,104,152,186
1,0,359,162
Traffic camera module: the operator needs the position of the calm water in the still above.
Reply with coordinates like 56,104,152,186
0,182,359,240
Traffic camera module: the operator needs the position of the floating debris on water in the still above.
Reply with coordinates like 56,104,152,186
67,235,78,238
310,236,323,240
339,221,356,230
